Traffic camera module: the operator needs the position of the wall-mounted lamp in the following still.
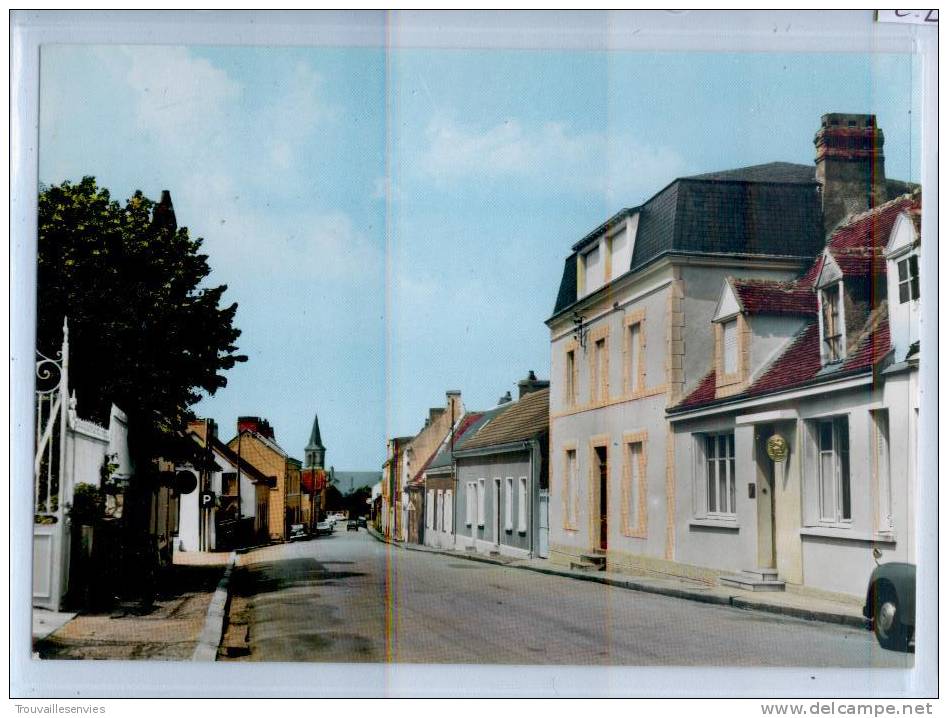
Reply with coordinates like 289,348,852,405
572,311,588,351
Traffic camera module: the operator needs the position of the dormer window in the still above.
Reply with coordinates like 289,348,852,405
711,279,749,398
896,254,919,303
820,282,844,363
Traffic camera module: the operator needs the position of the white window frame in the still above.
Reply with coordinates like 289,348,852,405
819,281,846,364
698,432,737,518
477,478,486,527
504,477,514,532
426,489,434,529
436,490,443,531
897,254,920,304
517,476,528,533
815,416,852,526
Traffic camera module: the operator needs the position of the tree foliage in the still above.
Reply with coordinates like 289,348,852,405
37,177,247,464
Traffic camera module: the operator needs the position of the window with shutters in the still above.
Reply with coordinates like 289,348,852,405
504,477,513,531
465,482,475,527
444,490,453,533
591,336,609,402
582,243,604,296
426,490,434,529
565,348,577,407
871,410,892,533
714,313,746,395
563,447,578,530
624,312,646,395
722,319,738,375
436,490,443,531
622,435,647,536
518,477,528,533
477,478,486,527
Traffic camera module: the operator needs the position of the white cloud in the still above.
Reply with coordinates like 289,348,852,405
117,46,241,148
418,116,691,202
175,171,381,285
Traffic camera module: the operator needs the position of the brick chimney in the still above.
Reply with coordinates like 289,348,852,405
517,370,550,399
814,113,887,236
187,418,217,444
237,416,274,440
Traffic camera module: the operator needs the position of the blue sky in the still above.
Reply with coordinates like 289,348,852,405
39,45,920,471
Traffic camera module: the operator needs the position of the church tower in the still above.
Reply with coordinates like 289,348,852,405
305,413,326,469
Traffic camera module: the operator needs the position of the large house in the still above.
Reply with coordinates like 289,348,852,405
545,113,917,591
667,192,920,596
227,416,302,542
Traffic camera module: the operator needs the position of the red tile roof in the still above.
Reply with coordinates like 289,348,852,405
732,278,816,315
676,371,718,410
828,195,916,252
744,321,823,397
671,193,918,413
842,305,891,371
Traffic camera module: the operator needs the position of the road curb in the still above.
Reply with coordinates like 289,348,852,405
370,527,862,628
191,551,237,661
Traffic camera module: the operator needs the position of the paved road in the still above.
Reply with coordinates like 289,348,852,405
222,529,912,667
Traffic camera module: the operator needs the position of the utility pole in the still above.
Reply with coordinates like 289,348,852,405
235,430,243,549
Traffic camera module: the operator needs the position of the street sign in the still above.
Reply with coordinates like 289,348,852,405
200,490,217,509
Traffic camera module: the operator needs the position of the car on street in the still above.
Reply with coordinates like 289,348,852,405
357,516,367,528
863,561,915,651
315,520,333,537
347,519,359,531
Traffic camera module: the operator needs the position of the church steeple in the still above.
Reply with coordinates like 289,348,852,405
305,413,326,469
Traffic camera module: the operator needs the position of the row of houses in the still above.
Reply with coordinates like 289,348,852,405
378,112,922,599
175,414,328,551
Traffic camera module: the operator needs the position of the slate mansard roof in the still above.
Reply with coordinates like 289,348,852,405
552,162,918,318
671,194,918,414
552,163,827,317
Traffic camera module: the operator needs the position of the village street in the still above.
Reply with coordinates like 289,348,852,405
220,529,910,667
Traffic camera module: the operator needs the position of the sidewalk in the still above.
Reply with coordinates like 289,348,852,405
367,526,865,629
32,550,230,660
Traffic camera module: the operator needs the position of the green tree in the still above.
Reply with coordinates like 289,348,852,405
37,177,246,466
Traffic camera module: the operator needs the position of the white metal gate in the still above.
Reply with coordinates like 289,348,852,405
33,319,71,611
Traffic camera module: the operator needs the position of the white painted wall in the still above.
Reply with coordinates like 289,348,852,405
671,372,915,597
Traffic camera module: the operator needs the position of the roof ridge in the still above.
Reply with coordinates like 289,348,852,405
835,192,917,230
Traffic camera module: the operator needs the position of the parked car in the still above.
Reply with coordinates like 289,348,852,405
347,519,359,531
863,561,915,651
289,523,307,541
315,520,333,537
357,516,367,528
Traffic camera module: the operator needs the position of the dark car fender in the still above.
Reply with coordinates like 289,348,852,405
863,562,916,626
